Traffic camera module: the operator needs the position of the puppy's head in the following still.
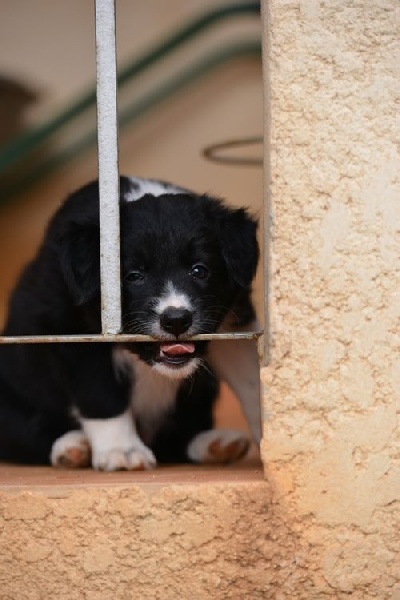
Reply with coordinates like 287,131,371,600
57,177,258,379
120,184,258,378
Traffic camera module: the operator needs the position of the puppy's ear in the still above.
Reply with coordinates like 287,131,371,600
59,223,100,305
217,206,259,289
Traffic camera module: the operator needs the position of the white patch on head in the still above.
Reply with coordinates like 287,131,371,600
155,281,192,316
125,177,186,202
187,429,250,463
79,407,156,471
150,281,195,338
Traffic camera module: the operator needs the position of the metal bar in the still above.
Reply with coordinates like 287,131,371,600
260,0,269,366
95,0,121,334
0,332,263,345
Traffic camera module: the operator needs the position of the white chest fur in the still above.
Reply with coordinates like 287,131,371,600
113,347,181,444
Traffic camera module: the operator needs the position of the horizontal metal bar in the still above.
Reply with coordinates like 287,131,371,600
0,332,263,345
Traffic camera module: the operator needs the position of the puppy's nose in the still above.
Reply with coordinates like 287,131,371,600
160,307,193,336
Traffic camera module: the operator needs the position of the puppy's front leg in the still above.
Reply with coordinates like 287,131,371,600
66,345,156,471
80,410,156,471
208,320,262,444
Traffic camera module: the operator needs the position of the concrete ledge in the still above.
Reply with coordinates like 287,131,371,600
1,462,299,600
0,461,263,494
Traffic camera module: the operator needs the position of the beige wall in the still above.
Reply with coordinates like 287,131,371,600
261,0,400,597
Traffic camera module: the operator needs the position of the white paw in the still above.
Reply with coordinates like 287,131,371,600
92,440,157,471
51,430,91,468
80,409,157,471
187,429,250,464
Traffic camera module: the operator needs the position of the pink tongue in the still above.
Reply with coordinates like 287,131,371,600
160,343,195,356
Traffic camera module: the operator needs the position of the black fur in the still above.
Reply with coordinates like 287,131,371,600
0,176,258,466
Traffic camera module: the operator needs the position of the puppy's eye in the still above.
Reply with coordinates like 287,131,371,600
190,264,209,280
126,271,145,284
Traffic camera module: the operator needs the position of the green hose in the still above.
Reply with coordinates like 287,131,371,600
0,41,261,203
0,2,260,177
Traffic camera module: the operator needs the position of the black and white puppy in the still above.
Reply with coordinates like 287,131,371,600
0,176,261,470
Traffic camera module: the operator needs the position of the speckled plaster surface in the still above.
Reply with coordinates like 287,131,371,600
261,0,400,598
0,482,317,600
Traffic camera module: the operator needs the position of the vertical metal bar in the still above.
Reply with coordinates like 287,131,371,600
261,0,269,365
95,0,121,334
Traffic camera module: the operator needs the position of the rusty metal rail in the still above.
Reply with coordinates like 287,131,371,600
0,332,262,344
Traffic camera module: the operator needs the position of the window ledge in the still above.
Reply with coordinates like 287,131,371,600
0,459,263,496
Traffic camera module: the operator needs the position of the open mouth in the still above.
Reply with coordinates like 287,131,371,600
156,342,196,368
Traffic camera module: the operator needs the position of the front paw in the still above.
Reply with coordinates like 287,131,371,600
92,442,157,471
80,410,157,471
187,429,250,464
51,430,91,469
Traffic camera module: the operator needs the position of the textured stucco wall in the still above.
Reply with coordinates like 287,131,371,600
261,0,400,598
0,481,311,600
